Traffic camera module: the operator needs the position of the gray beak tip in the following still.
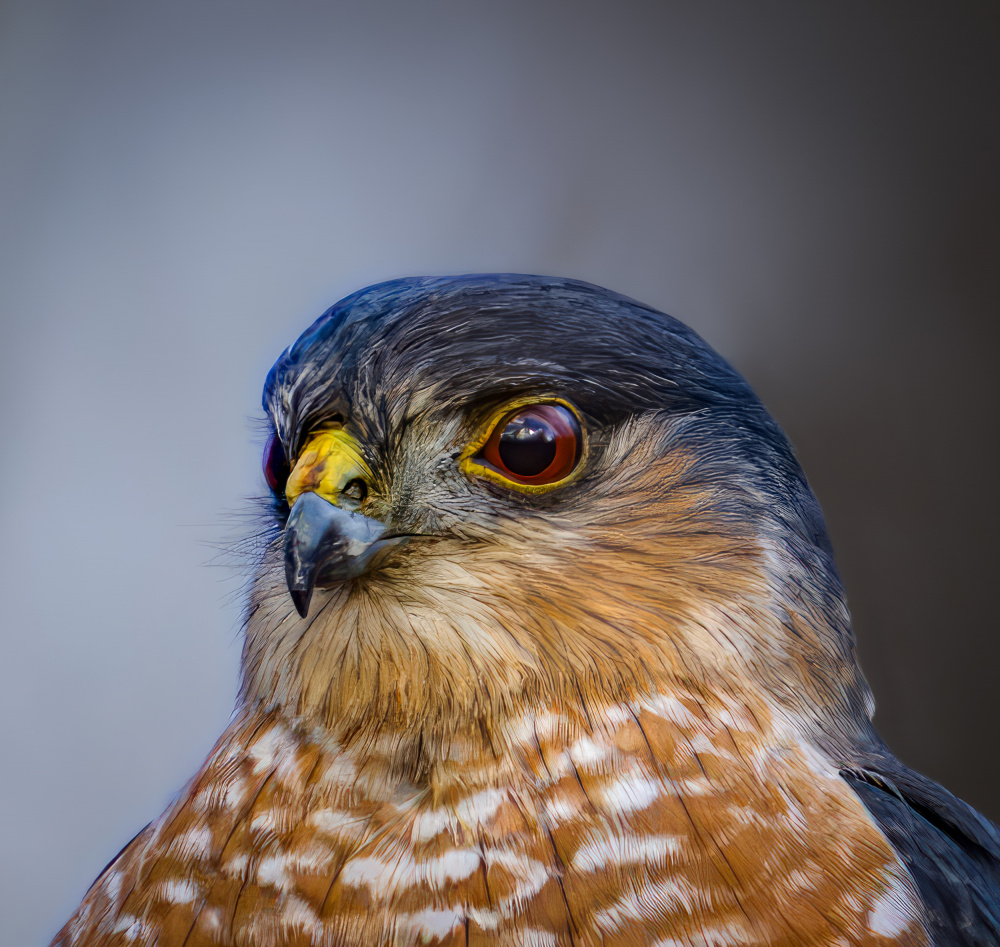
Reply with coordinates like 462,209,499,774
283,491,389,618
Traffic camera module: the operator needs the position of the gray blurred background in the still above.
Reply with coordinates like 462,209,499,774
1,2,998,942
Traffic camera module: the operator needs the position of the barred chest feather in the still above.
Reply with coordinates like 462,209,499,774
58,689,929,947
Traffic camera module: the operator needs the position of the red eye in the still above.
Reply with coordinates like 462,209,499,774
479,404,582,485
263,433,290,495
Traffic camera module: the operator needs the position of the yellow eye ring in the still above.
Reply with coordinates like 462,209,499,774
460,397,587,494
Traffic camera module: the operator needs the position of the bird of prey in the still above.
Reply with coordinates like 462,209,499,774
54,275,1000,946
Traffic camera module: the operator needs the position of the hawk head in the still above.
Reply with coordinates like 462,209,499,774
243,274,872,766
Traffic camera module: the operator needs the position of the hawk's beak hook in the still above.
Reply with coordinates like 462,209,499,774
283,492,389,618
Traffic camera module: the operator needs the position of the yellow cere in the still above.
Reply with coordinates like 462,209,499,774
284,428,373,507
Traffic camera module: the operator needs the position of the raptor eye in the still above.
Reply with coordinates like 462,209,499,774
479,404,582,485
263,432,290,496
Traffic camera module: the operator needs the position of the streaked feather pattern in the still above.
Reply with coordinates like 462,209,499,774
57,690,929,945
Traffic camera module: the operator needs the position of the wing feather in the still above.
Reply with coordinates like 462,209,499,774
842,760,1000,946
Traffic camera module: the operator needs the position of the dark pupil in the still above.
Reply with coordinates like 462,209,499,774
498,414,557,476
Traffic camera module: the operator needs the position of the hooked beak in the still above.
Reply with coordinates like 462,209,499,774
284,492,395,618
281,425,403,618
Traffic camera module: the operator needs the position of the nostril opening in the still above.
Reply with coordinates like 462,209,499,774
342,479,368,502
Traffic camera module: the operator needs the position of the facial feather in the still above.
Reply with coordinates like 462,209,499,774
241,407,870,770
